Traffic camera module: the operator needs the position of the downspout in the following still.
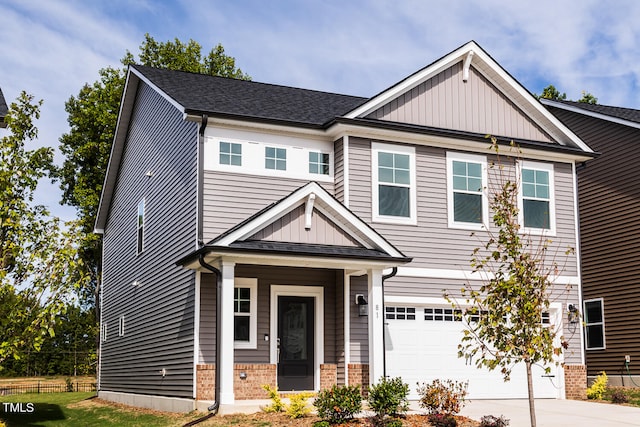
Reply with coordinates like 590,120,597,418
198,253,221,416
197,114,208,247
381,267,398,378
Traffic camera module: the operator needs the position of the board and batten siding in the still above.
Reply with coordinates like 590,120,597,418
348,137,578,275
549,106,640,378
101,82,198,398
202,171,334,242
366,62,553,143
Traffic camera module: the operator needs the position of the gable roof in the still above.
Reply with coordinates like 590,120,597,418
541,99,640,130
131,65,367,128
0,88,7,128
177,182,411,269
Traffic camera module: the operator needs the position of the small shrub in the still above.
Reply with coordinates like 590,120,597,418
286,392,314,419
417,379,468,416
313,421,331,427
261,384,285,413
384,419,403,427
479,414,510,427
428,413,457,427
368,376,409,421
610,388,629,404
65,377,74,392
586,371,608,400
314,384,362,423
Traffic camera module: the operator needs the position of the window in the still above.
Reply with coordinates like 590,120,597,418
447,152,487,228
309,152,330,175
137,199,145,254
385,306,416,320
118,316,125,337
265,147,286,170
584,299,605,350
372,143,416,224
234,278,257,349
219,141,242,166
424,307,462,322
520,162,555,233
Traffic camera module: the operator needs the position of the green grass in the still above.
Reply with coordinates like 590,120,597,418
0,392,198,427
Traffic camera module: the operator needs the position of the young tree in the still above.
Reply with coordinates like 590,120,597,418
0,92,91,365
577,91,598,104
446,138,570,427
538,84,566,101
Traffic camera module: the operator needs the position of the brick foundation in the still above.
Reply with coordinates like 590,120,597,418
564,364,587,400
320,364,337,390
234,364,277,399
196,364,215,400
348,363,369,395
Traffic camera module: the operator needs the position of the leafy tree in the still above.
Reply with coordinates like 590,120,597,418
55,34,251,310
0,92,91,365
577,91,598,104
538,84,566,101
446,138,570,427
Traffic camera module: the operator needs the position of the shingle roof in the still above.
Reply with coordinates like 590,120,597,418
555,100,640,125
132,65,367,127
0,88,8,128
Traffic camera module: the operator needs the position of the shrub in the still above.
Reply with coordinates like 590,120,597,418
428,413,457,427
586,371,608,400
314,384,362,423
286,392,314,419
313,421,331,427
610,388,629,404
479,415,510,427
261,384,285,413
367,376,409,420
417,379,468,416
65,377,74,392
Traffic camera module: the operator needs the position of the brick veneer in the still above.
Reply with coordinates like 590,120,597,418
564,364,587,400
234,363,277,399
320,364,337,390
196,364,215,400
347,363,369,395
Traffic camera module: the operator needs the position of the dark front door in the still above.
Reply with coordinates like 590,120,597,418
277,296,314,391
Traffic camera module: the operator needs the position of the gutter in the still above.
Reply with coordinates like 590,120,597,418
381,267,398,378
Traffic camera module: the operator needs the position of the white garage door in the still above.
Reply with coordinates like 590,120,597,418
384,304,562,400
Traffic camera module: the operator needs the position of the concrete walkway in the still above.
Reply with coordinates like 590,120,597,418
454,399,640,426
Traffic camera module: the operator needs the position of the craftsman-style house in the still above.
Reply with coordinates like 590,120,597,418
95,41,594,412
543,99,640,387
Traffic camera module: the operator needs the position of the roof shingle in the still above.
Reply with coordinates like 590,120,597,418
555,100,640,125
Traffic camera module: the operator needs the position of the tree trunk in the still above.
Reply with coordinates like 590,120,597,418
526,359,537,427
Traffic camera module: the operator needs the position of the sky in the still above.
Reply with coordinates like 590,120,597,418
1,0,639,221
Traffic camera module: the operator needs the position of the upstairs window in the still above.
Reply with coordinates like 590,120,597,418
520,162,554,233
234,278,257,349
447,152,487,229
372,143,416,224
309,152,330,175
584,299,605,350
137,199,145,254
265,147,286,170
219,141,242,166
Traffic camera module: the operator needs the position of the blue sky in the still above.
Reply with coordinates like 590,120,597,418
1,0,639,220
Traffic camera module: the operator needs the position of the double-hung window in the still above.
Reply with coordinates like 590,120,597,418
219,141,242,166
372,143,416,224
520,161,555,234
447,152,487,229
265,147,286,171
584,298,605,350
137,199,145,254
234,278,257,349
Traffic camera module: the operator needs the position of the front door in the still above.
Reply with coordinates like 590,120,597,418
277,296,314,390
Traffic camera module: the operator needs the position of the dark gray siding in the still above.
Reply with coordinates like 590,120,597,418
550,106,640,378
101,82,198,398
334,137,345,203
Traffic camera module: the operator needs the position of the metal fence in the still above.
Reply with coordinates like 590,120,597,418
0,382,96,395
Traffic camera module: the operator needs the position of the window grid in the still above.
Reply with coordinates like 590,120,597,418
309,152,330,175
424,307,463,322
378,151,411,218
219,141,242,166
522,167,551,230
452,160,483,224
584,299,605,350
265,147,286,170
385,306,416,320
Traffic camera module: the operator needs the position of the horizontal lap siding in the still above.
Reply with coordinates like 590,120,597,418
202,171,334,241
334,138,344,203
349,275,369,364
101,83,198,398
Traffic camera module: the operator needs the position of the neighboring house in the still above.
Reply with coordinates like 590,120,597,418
95,41,595,413
543,99,640,387
0,87,7,127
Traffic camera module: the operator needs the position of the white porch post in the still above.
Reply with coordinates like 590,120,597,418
367,268,384,385
219,261,236,405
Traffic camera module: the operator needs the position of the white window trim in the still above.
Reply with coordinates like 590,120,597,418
518,161,556,236
446,152,488,230
234,278,258,349
371,142,417,225
584,298,606,350
137,199,145,255
219,141,243,166
309,151,331,176
118,315,125,337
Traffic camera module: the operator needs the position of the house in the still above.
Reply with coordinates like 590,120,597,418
95,41,595,413
542,99,640,387
0,87,8,127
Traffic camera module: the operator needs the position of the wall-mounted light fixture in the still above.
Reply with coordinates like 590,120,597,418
568,304,579,324
355,294,368,317
239,371,247,380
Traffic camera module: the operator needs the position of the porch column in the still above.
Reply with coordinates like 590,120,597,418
219,261,236,405
367,268,384,385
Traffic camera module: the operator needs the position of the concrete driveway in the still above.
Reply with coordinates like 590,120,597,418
457,399,640,426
